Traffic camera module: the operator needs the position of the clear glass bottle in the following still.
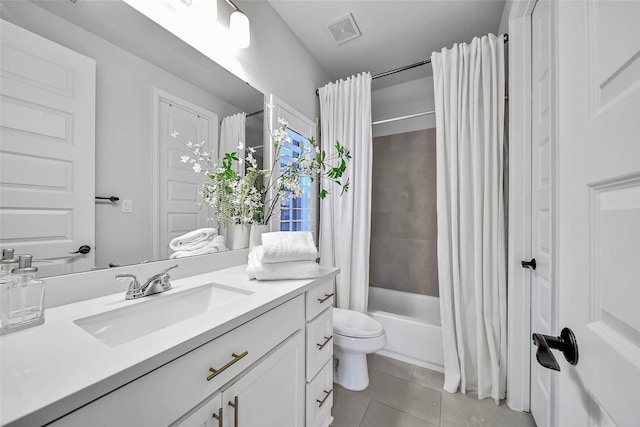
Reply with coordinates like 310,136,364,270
0,254,45,334
0,249,20,334
0,249,19,276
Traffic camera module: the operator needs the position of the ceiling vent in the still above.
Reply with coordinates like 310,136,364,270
325,13,361,45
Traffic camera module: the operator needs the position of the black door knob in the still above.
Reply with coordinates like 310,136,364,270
69,245,91,255
532,327,579,371
521,258,536,270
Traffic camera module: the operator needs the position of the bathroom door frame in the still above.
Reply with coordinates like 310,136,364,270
503,0,550,416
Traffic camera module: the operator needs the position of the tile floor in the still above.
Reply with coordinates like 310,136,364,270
332,354,537,427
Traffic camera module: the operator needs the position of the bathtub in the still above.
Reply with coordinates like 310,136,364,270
368,287,444,373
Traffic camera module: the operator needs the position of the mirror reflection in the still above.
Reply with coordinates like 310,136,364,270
0,0,264,277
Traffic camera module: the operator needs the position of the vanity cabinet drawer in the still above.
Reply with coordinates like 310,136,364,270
305,277,334,321
52,296,304,427
306,359,334,427
306,306,333,381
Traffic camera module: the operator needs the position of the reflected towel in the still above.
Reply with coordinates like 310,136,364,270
247,245,322,280
169,228,218,251
260,231,319,263
170,235,227,259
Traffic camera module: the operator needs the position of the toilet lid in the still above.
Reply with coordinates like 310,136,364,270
333,308,384,338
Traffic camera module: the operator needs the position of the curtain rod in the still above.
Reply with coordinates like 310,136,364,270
316,33,508,96
372,110,435,126
246,110,263,118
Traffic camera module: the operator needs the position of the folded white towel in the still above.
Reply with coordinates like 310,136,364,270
247,245,322,280
170,235,228,259
260,231,319,263
169,228,218,251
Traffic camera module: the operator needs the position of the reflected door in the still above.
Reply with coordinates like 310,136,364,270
0,19,96,276
156,92,217,260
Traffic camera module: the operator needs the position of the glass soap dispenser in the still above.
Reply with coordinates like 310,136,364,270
0,249,20,334
0,254,45,335
0,249,19,276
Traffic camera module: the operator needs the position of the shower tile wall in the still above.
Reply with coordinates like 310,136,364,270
370,128,438,296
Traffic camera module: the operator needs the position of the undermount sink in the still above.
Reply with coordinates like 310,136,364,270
74,283,252,347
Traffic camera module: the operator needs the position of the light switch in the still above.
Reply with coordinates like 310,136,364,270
122,199,133,213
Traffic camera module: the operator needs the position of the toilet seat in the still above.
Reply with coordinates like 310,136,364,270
333,308,384,338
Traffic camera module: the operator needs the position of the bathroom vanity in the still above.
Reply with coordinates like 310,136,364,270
0,264,337,427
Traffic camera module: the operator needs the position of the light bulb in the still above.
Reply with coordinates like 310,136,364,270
230,10,250,48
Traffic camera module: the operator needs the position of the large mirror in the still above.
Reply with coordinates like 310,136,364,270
0,0,264,277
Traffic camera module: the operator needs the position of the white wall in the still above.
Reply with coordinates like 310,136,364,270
1,2,242,268
123,0,330,121
372,76,436,138
235,1,330,120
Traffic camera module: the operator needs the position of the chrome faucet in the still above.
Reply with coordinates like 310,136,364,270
116,264,178,300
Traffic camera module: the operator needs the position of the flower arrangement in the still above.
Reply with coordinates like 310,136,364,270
175,117,350,227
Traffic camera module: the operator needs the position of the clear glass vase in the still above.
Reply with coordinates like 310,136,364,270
249,223,271,248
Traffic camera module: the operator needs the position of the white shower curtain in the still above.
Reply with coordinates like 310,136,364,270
220,112,246,175
318,73,372,313
431,34,506,401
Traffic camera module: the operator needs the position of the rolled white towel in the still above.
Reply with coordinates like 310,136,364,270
169,228,218,251
247,246,322,280
170,235,228,259
260,231,318,263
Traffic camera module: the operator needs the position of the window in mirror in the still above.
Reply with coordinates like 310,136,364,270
279,128,314,232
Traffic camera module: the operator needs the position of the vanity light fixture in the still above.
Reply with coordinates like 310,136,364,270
226,0,250,48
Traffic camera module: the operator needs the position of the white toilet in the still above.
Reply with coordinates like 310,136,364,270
332,307,387,391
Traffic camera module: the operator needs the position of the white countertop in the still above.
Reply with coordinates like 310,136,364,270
0,264,338,426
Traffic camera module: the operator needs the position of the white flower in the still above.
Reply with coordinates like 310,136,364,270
248,147,256,154
171,131,180,139
180,155,190,163
237,141,245,150
193,163,202,173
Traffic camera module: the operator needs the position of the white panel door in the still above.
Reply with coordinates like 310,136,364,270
175,392,223,427
530,1,556,426
553,1,640,426
0,19,96,276
156,94,217,260
221,332,304,427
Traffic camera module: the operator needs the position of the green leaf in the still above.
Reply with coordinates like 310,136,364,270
319,189,328,199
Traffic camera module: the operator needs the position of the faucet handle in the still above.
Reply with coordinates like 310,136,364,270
162,264,179,276
116,273,141,296
116,273,137,284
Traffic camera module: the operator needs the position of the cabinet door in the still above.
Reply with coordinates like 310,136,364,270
175,392,223,427
222,331,304,427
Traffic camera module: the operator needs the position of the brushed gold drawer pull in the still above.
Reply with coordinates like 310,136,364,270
318,293,334,303
229,396,239,427
207,351,248,381
317,335,333,350
317,389,333,408
212,407,223,427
